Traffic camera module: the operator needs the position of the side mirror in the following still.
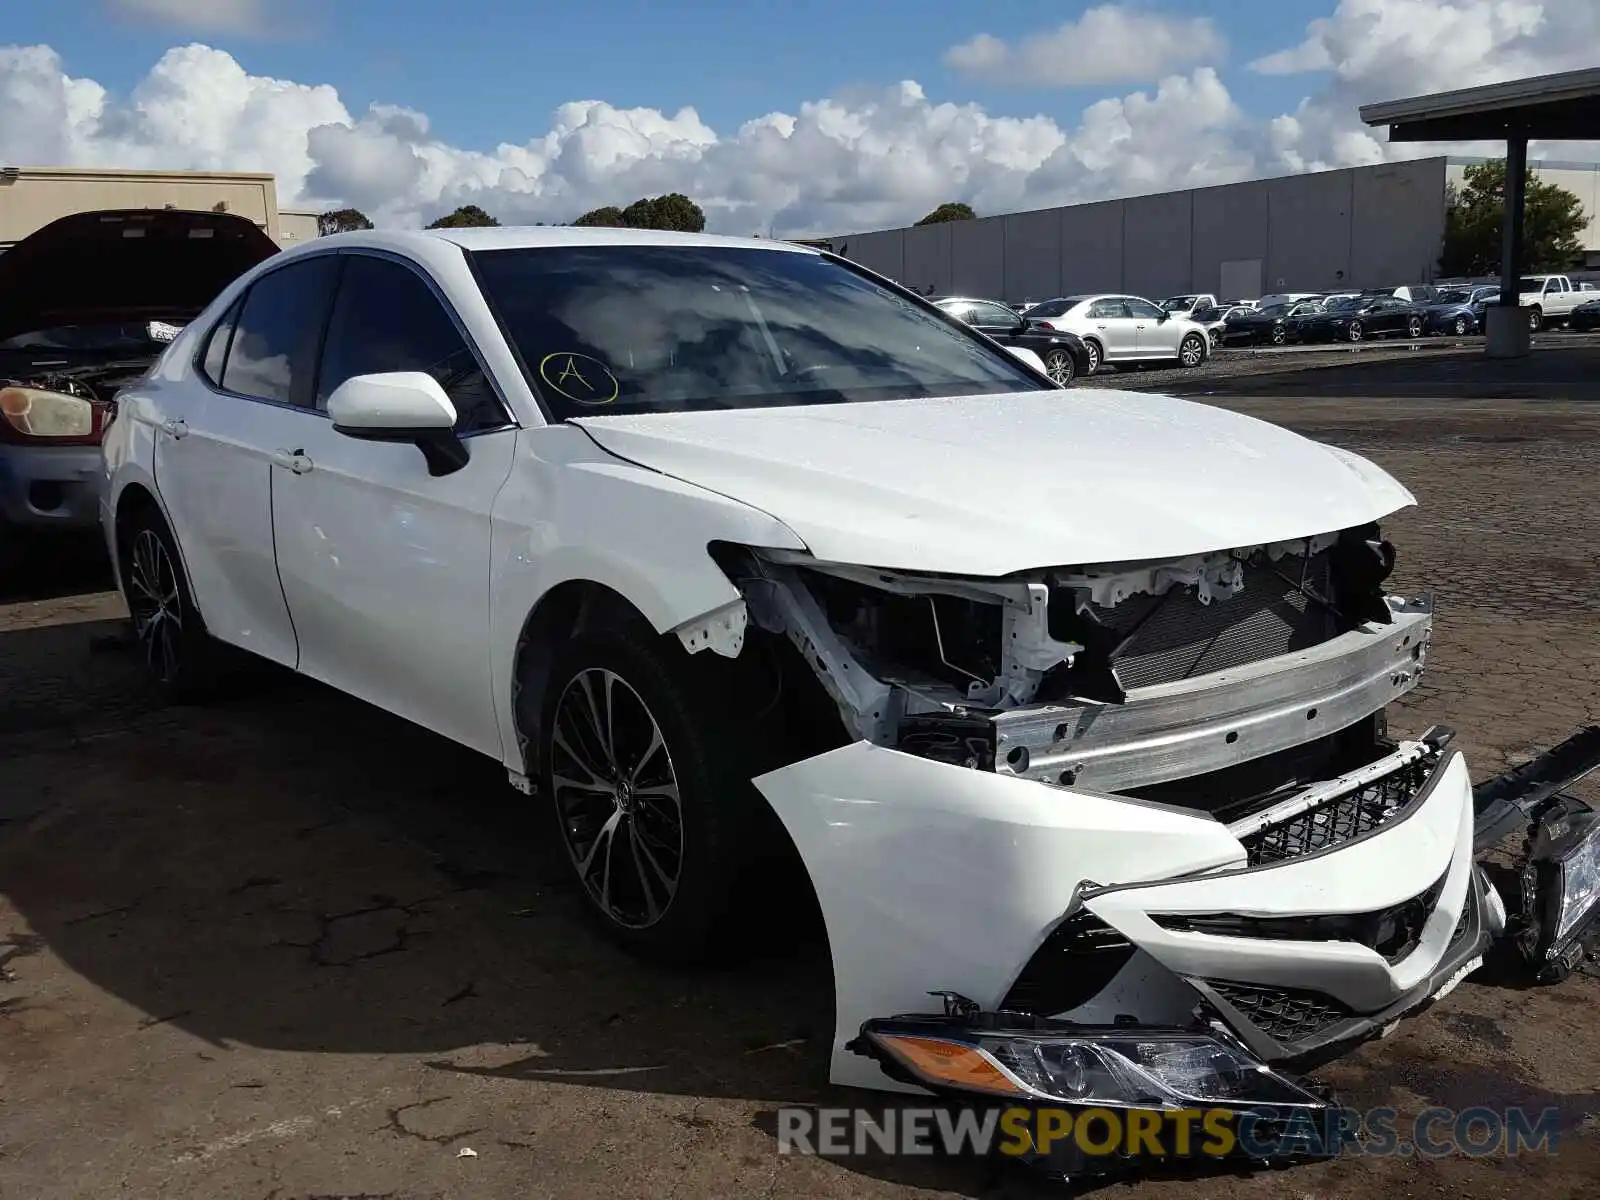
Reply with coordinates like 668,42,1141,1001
326,371,469,477
1156,310,1170,322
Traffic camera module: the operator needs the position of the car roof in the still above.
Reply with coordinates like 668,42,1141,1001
309,226,814,255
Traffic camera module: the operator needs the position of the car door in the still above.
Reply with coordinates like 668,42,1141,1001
1124,297,1181,357
1084,298,1138,359
153,255,343,667
1375,297,1409,334
267,251,518,758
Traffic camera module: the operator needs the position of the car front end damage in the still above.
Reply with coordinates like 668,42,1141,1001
697,528,1600,1151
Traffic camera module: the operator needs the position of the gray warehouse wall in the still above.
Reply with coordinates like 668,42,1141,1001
829,159,1449,303
1350,158,1449,290
1057,201,1123,297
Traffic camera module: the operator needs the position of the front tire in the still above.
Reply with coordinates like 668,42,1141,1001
1178,333,1205,368
117,507,225,702
536,625,775,963
1082,339,1102,374
1454,315,1469,335
1347,321,1364,343
1528,306,1543,332
1042,348,1076,387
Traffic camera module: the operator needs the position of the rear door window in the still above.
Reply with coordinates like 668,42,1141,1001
198,298,243,387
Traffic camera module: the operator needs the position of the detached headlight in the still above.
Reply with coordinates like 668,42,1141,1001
0,385,99,441
1523,797,1600,977
856,1019,1324,1110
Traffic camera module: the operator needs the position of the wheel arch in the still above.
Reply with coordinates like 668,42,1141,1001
509,578,655,772
110,479,187,603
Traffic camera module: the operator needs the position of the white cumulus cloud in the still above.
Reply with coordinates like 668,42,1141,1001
945,5,1228,88
0,2,1594,238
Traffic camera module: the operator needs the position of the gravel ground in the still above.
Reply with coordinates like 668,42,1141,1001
2,362,1598,1198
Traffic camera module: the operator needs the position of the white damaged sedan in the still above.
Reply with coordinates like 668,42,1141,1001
102,228,1600,1139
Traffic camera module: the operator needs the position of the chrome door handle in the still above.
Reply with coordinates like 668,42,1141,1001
1096,324,1108,330
270,448,313,475
160,418,188,440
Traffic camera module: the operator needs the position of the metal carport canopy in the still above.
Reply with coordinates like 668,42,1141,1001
1358,67,1600,142
1360,68,1600,356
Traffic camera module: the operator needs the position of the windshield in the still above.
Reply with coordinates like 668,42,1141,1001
470,246,1044,418
1323,297,1362,312
1435,290,1472,304
1161,296,1196,310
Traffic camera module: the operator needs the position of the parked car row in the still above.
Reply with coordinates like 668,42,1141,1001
940,293,1212,376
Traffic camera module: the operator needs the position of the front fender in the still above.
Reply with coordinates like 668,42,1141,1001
488,425,808,767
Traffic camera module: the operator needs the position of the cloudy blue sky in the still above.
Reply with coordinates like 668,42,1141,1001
2,1,1594,234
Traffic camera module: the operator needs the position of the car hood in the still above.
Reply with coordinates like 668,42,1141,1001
572,389,1415,576
0,209,280,343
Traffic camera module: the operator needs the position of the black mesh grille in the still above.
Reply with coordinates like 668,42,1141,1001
1089,550,1338,689
1239,755,1432,866
1207,980,1353,1044
1001,910,1134,1016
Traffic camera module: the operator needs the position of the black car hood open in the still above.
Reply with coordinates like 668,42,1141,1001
0,208,280,343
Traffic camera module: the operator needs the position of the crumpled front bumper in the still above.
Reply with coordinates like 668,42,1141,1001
755,734,1502,1095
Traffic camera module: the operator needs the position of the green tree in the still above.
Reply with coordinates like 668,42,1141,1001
1441,159,1586,277
317,207,374,236
573,205,627,227
620,193,706,232
425,204,501,229
915,201,977,226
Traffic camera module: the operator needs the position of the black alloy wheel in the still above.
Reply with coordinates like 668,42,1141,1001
549,666,685,931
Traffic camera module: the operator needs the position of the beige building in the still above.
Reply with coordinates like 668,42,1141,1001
278,208,324,246
0,165,324,250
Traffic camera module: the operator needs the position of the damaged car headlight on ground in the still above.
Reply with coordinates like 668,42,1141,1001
856,1017,1326,1111
1521,793,1600,977
1472,725,1600,982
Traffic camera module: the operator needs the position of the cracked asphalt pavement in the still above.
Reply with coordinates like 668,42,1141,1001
2,367,1598,1198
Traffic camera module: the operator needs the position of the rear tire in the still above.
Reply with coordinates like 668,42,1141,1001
116,505,227,703
1270,325,1287,346
1347,321,1364,343
1407,316,1424,338
1042,348,1076,387
535,623,781,964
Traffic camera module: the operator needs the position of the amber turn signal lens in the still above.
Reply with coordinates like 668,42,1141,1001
870,1033,1028,1096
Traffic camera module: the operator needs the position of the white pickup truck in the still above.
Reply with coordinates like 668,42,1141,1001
1486,274,1588,330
